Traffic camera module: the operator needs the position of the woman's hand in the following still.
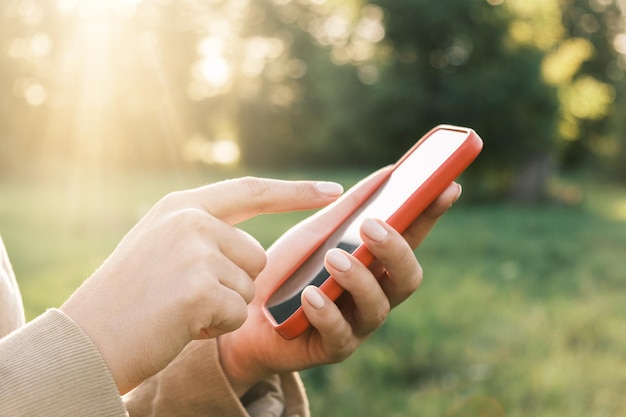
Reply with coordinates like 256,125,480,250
60,177,344,394
217,170,462,395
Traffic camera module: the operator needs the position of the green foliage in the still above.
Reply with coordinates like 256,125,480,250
364,0,559,191
557,0,626,170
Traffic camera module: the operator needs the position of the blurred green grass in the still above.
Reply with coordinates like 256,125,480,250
2,170,626,416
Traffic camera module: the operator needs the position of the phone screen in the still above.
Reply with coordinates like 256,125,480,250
266,128,468,324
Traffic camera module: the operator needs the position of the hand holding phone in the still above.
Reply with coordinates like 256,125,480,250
262,125,483,339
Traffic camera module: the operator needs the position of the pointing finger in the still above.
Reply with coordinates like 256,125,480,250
187,177,344,225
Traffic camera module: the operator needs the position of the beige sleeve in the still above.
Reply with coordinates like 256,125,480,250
124,339,310,417
1,236,126,416
0,309,128,416
242,371,310,417
0,235,25,337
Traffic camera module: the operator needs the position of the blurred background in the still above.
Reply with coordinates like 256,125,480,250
1,0,626,415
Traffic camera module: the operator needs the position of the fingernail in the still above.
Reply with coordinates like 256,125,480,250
303,286,325,309
316,181,344,197
326,249,352,272
361,218,388,242
452,183,463,205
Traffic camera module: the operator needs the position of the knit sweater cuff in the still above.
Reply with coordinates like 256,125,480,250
0,309,127,416
124,338,310,417
124,339,250,416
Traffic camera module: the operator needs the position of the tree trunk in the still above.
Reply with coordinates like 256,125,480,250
510,152,554,204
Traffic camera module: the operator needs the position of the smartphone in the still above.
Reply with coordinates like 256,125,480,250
262,125,483,339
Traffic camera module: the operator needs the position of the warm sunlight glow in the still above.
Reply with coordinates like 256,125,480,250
23,81,47,106
2,0,394,177
183,134,240,166
614,33,626,55
56,0,144,17
312,4,385,71
212,140,240,165
199,56,230,87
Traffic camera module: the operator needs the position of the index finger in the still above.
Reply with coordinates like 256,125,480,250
187,177,344,225
267,166,393,252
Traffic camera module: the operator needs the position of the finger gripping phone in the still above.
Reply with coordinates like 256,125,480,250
262,125,483,339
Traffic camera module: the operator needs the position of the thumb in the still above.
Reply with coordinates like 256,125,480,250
189,177,344,225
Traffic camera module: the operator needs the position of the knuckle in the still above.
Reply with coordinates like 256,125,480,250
321,316,357,363
374,302,391,325
176,206,207,222
385,244,418,275
400,259,423,295
391,242,413,264
230,269,257,304
411,263,424,291
222,302,249,331
168,208,210,235
190,288,250,335
288,182,310,201
184,271,217,305
233,229,267,277
237,176,271,200
247,242,268,278
241,279,256,304
159,190,189,209
328,336,355,363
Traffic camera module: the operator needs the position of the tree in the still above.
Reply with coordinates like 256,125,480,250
552,0,625,173
1,0,623,197
362,0,561,201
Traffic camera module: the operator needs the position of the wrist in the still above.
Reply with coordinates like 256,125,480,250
60,300,131,394
217,334,268,397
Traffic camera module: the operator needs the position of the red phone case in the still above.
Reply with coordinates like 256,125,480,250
262,125,483,339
